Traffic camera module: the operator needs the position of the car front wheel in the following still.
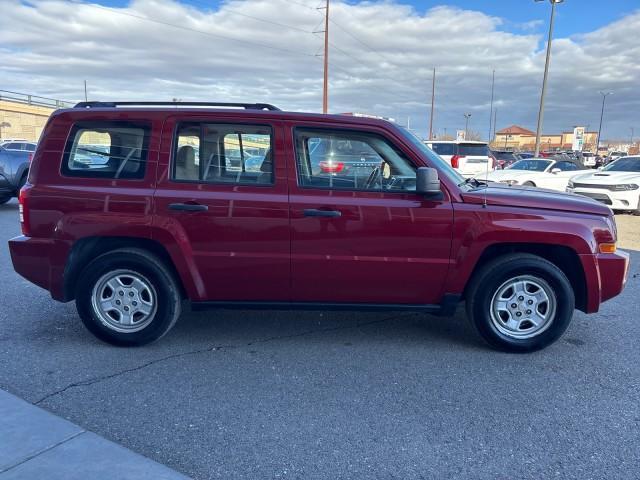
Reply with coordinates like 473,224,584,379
75,248,182,346
466,253,575,352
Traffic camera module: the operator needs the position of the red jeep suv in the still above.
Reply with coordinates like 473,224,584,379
8,101,630,351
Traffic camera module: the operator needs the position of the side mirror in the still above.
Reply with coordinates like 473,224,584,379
551,168,561,174
416,167,441,196
597,166,604,170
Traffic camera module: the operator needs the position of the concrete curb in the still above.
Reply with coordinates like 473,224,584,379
0,389,190,479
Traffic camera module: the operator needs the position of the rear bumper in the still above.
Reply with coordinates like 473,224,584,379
580,251,630,313
8,236,67,301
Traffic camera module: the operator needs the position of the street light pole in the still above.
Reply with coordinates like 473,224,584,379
533,0,563,157
464,113,471,138
596,91,612,154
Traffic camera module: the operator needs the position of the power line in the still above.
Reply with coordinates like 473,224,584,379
285,0,322,11
186,0,316,34
329,19,397,67
69,0,424,110
71,0,318,58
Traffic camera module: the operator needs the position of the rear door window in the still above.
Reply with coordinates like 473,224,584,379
172,123,273,185
63,121,150,179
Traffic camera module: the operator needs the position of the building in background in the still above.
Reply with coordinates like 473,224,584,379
0,91,70,142
493,125,598,152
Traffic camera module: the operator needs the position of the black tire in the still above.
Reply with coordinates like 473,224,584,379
633,196,640,216
0,197,11,205
522,181,536,187
466,253,575,352
18,172,28,190
75,248,182,346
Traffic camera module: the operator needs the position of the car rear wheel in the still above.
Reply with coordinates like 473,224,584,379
466,253,574,352
75,248,181,346
0,197,11,205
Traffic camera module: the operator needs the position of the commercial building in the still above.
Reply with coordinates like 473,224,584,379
493,125,598,152
0,91,70,142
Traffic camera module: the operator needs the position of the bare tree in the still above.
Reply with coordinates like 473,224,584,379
465,130,483,141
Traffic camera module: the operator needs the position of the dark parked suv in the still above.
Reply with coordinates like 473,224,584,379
0,141,36,203
9,102,629,351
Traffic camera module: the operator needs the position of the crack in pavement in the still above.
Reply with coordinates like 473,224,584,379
34,313,414,405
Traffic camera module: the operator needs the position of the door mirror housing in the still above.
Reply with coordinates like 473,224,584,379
416,167,441,196
551,168,561,174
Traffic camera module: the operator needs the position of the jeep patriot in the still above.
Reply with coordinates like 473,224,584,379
8,101,630,351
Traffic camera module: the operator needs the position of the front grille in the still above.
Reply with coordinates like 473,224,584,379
572,182,616,190
576,192,612,205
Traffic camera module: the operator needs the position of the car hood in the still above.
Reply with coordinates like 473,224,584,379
461,184,611,215
571,171,640,185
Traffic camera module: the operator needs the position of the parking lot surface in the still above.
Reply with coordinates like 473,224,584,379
1,198,639,480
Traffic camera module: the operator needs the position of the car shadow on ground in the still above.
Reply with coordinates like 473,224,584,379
164,306,486,351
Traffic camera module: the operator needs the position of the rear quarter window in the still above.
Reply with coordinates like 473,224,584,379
62,121,150,179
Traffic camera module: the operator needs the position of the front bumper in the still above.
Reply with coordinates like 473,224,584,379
567,186,640,210
579,251,630,313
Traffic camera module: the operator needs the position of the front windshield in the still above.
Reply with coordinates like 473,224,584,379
506,159,552,172
395,126,466,186
603,157,640,172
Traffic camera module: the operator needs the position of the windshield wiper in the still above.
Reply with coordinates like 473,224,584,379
458,177,487,188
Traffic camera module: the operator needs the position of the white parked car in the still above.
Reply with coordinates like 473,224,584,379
567,156,640,213
582,152,596,167
425,140,494,178
485,158,588,191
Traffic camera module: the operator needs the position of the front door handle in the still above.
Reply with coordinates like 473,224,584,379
303,209,342,218
169,203,208,212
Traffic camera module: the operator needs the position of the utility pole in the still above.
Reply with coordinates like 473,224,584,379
464,113,472,138
533,0,563,157
322,0,330,114
84,80,88,102
630,127,635,145
488,69,495,142
429,68,435,140
596,91,612,154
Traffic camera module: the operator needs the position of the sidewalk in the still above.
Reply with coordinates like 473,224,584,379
0,389,190,479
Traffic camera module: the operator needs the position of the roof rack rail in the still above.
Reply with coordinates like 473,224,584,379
73,101,281,111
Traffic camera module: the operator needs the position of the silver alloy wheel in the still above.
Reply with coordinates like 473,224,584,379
90,269,157,333
489,275,557,339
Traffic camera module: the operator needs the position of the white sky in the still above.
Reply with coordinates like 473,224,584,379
1,0,638,140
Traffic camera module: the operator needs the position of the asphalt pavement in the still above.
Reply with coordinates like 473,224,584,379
1,198,639,480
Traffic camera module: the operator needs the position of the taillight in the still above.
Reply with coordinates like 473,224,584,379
319,160,345,173
451,155,465,169
18,185,31,236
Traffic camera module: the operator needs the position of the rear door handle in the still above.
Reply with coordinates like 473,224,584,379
303,209,342,218
169,203,208,212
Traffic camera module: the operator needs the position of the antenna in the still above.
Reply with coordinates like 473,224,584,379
483,132,491,209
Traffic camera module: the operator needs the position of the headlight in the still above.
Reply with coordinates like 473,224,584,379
499,179,519,186
611,184,639,191
568,180,574,188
